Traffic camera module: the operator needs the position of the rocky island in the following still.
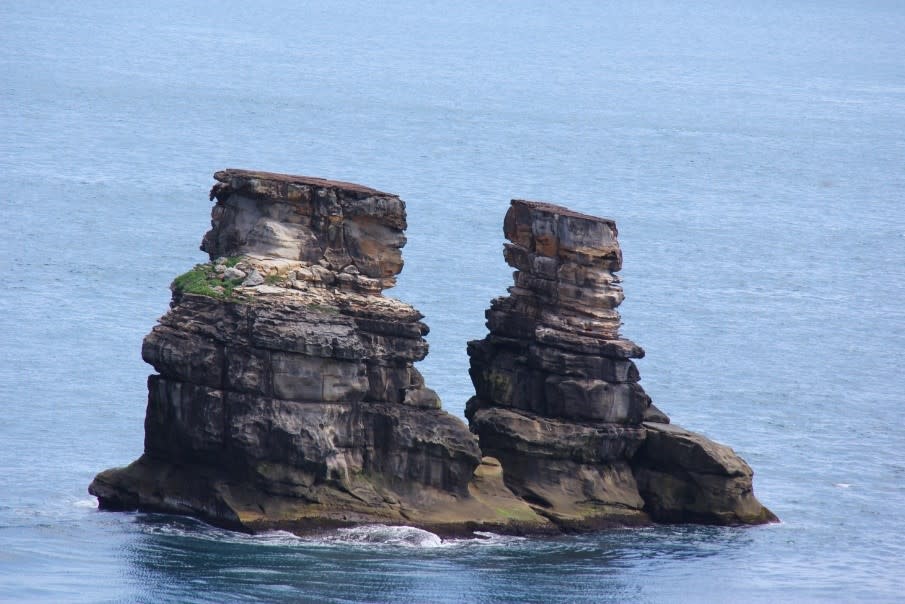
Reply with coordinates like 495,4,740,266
90,169,776,534
467,200,777,526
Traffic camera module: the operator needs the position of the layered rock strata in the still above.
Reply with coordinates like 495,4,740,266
89,170,546,534
466,200,776,527
90,172,775,534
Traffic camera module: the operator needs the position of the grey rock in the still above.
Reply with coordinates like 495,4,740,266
642,403,670,424
241,269,264,286
222,266,246,280
632,423,778,525
89,172,775,535
202,169,407,291
468,405,646,463
402,386,441,409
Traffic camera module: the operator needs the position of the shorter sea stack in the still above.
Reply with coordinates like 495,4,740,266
90,170,776,535
466,200,776,527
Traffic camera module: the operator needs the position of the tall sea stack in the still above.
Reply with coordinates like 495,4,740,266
89,170,544,534
466,200,777,527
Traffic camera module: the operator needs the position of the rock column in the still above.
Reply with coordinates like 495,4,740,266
90,170,543,533
467,200,775,526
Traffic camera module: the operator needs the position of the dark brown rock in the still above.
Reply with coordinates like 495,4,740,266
466,199,775,528
632,423,779,525
90,175,775,535
90,170,547,535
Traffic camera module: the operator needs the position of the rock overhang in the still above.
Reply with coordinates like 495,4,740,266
213,168,397,199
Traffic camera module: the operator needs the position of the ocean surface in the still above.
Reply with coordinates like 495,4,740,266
2,1,904,602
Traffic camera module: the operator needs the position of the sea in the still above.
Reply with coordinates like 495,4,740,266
2,1,904,602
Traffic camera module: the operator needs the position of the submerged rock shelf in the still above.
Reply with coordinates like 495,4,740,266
90,169,776,535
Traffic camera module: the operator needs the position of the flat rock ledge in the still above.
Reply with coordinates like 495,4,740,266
90,170,776,536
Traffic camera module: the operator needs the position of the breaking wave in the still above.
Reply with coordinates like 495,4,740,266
133,513,523,551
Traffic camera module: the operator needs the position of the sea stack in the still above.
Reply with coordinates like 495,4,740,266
89,170,545,534
90,172,775,534
466,200,777,527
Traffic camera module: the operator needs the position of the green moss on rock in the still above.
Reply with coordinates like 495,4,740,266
171,258,245,299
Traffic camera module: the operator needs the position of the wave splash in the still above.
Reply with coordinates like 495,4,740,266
134,513,523,551
329,524,443,548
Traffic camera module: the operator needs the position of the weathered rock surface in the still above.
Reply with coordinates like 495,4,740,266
466,199,776,527
632,422,778,524
90,170,549,535
90,172,775,535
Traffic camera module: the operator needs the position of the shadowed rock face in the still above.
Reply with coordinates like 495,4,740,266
466,199,777,527
632,423,777,525
89,170,547,535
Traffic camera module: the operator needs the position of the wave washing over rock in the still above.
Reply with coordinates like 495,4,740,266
90,169,775,535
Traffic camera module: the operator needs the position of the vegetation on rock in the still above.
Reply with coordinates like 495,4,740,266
171,257,244,299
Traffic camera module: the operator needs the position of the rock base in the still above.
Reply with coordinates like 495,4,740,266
91,454,551,537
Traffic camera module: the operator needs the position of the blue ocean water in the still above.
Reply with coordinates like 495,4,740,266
2,1,904,601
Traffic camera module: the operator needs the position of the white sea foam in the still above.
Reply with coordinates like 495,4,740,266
73,497,98,509
135,515,520,551
245,530,306,547
322,525,530,549
329,524,444,548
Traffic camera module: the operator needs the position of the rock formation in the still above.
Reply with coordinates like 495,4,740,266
466,200,776,527
89,170,546,535
90,171,775,535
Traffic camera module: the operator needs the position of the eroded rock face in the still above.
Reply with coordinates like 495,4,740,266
466,200,776,527
89,174,774,534
90,170,547,534
632,422,778,524
203,169,407,292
